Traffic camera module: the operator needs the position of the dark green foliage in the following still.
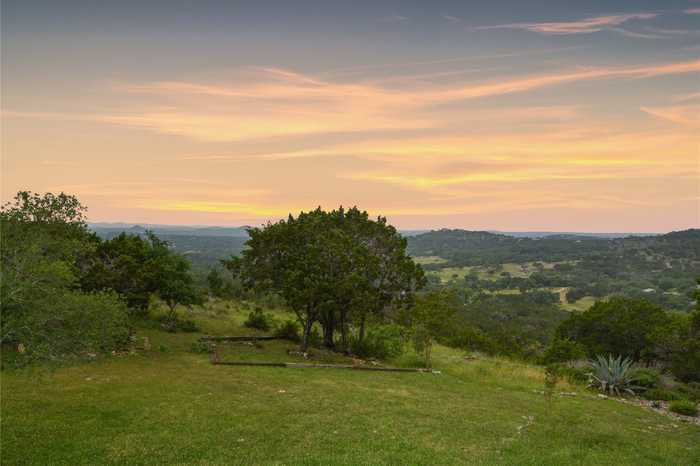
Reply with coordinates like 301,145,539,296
207,268,225,297
81,233,152,311
92,225,248,273
630,368,661,391
541,338,587,364
642,388,683,401
350,324,406,359
3,290,131,365
545,363,590,385
408,229,700,311
407,229,609,265
1,191,131,364
231,206,424,351
669,400,699,417
555,295,700,383
556,298,668,361
677,382,700,402
190,340,213,354
565,288,586,303
454,293,568,359
649,304,700,383
273,320,301,342
410,290,460,366
244,309,272,331
445,325,504,356
157,315,199,333
82,231,202,316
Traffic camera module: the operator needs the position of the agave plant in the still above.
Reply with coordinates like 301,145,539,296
588,354,639,396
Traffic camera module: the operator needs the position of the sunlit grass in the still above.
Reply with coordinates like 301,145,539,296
2,305,698,465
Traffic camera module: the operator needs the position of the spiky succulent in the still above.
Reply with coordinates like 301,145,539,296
588,354,639,397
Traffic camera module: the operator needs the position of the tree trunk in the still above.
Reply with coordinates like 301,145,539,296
300,318,313,352
359,314,367,342
323,320,335,349
340,310,348,353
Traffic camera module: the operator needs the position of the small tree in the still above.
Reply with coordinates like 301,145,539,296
82,232,201,317
147,233,201,317
411,290,459,368
207,268,224,297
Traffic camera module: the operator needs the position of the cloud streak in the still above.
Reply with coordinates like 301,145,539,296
8,58,700,144
641,105,700,128
471,13,657,35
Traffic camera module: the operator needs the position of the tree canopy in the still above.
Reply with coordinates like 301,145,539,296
227,207,424,350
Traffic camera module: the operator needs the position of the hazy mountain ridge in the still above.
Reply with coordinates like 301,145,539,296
406,228,699,265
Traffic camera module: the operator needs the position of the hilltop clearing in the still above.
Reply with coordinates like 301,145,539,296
3,303,698,466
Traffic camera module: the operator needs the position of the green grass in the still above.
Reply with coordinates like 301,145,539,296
2,302,699,465
561,295,598,312
413,255,448,265
428,261,568,283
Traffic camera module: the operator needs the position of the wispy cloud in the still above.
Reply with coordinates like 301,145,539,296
645,26,700,35
607,27,669,39
672,92,700,102
8,58,700,144
684,8,700,14
442,15,461,23
380,15,409,24
472,12,657,35
641,105,700,128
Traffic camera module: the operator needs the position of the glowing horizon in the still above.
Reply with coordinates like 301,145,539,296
2,1,699,232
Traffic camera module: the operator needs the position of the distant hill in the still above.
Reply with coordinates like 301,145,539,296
89,223,249,238
407,228,699,266
493,231,657,239
406,229,611,265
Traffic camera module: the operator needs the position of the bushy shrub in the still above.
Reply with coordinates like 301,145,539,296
630,368,661,391
190,340,213,354
157,315,199,333
641,388,682,401
244,309,272,331
351,324,406,360
446,326,503,356
546,363,590,385
669,400,698,417
2,290,131,366
677,382,700,402
273,320,300,342
541,338,587,364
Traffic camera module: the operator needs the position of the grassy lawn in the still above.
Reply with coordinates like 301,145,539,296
2,304,699,465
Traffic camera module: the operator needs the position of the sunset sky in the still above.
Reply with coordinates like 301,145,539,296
2,1,699,232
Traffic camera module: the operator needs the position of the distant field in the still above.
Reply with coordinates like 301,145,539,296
2,302,698,465
561,295,598,312
412,255,448,265
427,261,567,283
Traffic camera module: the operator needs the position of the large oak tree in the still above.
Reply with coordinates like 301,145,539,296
226,207,424,351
